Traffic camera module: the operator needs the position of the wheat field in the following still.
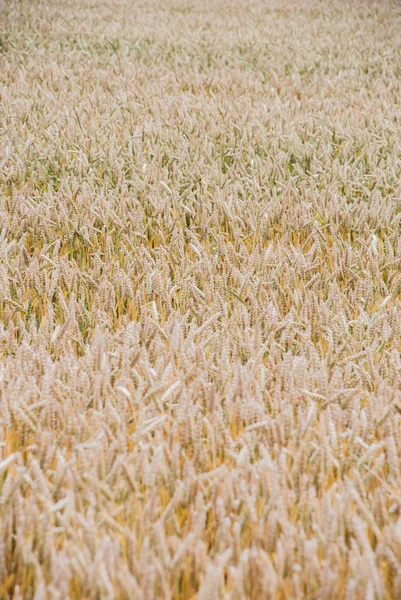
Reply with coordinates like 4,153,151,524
1,0,401,598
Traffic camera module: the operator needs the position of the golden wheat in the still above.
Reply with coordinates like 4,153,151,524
1,0,401,598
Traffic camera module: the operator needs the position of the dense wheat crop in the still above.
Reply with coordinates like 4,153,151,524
1,0,401,597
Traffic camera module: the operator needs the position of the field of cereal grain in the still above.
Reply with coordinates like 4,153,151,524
1,1,401,598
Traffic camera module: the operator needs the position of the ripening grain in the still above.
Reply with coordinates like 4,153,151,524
1,0,401,598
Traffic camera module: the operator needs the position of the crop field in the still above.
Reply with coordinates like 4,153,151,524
1,0,401,598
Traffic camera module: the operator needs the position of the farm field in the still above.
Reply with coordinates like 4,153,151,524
1,0,401,598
